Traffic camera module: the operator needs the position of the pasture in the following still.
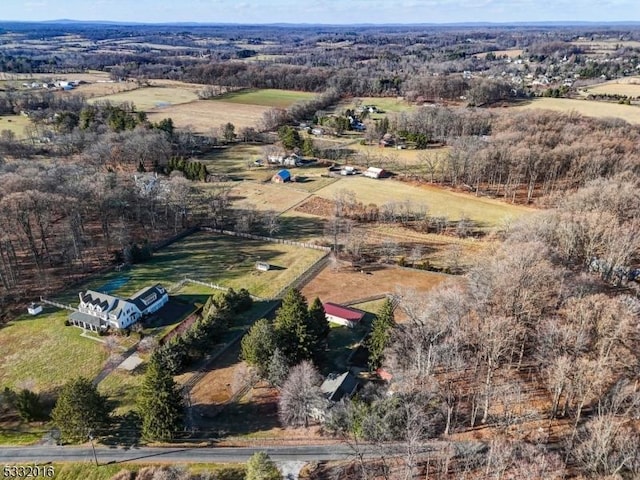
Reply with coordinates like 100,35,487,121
0,115,30,139
580,76,640,98
314,176,533,228
147,100,269,132
474,49,523,59
227,181,311,213
213,88,316,108
512,97,640,124
88,86,199,110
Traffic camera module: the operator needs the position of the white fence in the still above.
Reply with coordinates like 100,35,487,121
202,227,331,252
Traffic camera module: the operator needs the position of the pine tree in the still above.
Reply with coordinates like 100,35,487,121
51,377,112,443
245,451,281,480
306,297,330,363
267,347,290,387
367,298,396,370
241,318,276,376
138,358,184,442
274,288,312,364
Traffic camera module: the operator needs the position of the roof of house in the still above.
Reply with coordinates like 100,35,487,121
323,302,365,323
366,167,384,174
69,311,105,329
128,284,167,312
275,169,291,180
321,372,359,402
80,290,118,311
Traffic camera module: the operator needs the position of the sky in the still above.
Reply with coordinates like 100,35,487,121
2,0,640,25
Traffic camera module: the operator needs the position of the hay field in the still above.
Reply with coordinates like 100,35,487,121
213,88,316,108
147,100,269,132
88,86,199,110
228,181,311,213
0,115,31,139
512,97,640,124
315,176,533,228
581,77,640,97
475,49,523,59
340,96,415,113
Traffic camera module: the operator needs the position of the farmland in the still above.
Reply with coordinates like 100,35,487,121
147,100,269,132
580,76,640,97
213,88,316,107
0,115,31,138
512,97,640,124
313,176,533,228
88,86,200,110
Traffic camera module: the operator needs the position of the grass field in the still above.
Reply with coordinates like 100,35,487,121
89,86,200,111
580,76,640,97
0,307,108,392
212,88,316,108
0,115,31,139
512,97,640,124
474,49,523,59
147,100,269,132
228,181,311,213
74,231,326,300
314,176,533,228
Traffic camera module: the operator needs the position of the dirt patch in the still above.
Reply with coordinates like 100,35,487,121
294,196,334,217
302,260,456,322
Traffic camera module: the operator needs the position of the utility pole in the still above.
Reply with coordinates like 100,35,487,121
88,430,99,467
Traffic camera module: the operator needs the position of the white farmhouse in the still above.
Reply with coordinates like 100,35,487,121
69,284,168,332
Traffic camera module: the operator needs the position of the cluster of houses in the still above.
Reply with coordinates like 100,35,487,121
21,80,81,91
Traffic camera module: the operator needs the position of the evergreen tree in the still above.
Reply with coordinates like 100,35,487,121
14,389,42,422
274,288,312,364
51,377,112,443
367,298,396,370
306,297,330,363
138,358,184,442
241,319,276,376
302,136,316,157
267,347,290,388
245,451,281,480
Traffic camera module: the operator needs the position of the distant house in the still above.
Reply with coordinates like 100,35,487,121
340,166,356,176
363,167,386,179
283,154,302,167
321,371,359,402
69,284,168,332
323,302,365,328
311,128,324,136
255,261,270,272
272,169,292,183
267,154,285,164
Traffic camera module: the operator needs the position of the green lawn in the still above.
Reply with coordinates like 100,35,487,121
212,88,316,108
0,307,108,393
59,231,325,302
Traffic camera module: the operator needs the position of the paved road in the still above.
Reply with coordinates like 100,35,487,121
0,444,361,464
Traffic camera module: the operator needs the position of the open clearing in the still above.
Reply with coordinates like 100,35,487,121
77,231,326,300
0,308,108,392
474,49,523,59
314,176,533,228
212,88,316,108
147,100,269,132
580,76,640,97
301,261,454,310
0,115,30,139
512,97,640,124
228,181,311,213
88,86,200,110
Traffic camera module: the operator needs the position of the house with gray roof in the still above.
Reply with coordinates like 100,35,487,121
69,284,168,332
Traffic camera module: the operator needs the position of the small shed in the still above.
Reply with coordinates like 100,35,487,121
27,303,43,315
256,261,270,272
323,302,365,328
272,169,292,183
364,167,386,179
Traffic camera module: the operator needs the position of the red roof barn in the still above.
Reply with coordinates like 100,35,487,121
323,302,365,328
